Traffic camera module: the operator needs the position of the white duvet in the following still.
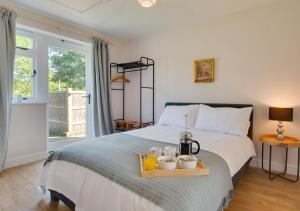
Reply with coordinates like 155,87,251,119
40,125,256,211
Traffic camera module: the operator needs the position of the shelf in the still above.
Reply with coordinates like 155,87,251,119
114,119,153,132
114,61,150,70
110,57,155,126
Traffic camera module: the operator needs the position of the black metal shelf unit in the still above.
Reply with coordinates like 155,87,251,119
110,57,155,128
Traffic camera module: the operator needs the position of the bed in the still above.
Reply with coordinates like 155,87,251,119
40,103,256,211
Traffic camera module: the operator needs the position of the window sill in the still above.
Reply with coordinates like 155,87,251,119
12,100,47,105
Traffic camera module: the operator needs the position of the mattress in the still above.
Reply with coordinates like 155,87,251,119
40,125,256,211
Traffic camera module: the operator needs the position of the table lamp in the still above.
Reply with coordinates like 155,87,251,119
269,107,293,140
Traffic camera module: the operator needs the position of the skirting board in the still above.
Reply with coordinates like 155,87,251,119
4,151,48,169
250,158,298,175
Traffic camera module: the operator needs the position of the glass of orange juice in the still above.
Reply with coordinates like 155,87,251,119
144,152,157,171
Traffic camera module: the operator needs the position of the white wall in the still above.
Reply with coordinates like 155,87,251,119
119,0,300,174
5,103,48,168
110,42,133,121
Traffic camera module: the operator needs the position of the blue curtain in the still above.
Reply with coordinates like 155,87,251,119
92,37,114,136
0,7,17,170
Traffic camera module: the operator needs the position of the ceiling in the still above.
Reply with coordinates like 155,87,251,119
9,0,278,39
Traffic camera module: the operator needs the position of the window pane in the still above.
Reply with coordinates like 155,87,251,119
48,46,86,92
13,56,33,97
16,35,33,49
48,46,87,141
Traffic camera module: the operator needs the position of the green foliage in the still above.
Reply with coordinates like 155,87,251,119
49,46,86,92
16,35,32,49
13,35,33,97
49,130,66,137
13,40,87,97
13,56,32,97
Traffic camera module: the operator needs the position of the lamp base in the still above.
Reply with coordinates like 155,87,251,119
276,134,284,141
276,121,284,141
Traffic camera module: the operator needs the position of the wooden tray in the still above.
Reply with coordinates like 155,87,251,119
139,154,210,178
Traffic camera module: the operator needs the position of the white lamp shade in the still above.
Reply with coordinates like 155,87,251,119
138,0,157,7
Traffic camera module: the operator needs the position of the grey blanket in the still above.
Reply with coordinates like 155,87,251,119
45,133,233,211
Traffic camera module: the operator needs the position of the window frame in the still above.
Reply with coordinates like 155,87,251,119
14,30,37,102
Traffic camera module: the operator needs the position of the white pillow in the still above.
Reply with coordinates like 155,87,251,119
157,105,199,128
194,104,253,137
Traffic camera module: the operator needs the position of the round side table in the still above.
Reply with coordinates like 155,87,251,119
259,134,300,182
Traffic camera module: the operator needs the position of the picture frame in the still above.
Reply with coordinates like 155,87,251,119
194,59,215,83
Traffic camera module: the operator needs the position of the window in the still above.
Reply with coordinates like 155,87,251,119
13,32,36,102
16,34,33,49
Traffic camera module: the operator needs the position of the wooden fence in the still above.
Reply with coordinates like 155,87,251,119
49,88,86,137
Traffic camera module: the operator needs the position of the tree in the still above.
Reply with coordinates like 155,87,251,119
13,56,32,97
13,36,33,97
49,46,86,92
13,37,87,96
16,35,32,49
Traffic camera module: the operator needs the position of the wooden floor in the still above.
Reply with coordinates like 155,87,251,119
0,161,299,211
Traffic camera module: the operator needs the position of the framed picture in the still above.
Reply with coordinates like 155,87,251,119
194,59,215,83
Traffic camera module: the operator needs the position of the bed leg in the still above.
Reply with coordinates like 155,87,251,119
49,190,76,211
50,191,59,202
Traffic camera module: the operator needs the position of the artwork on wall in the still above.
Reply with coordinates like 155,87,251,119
194,59,215,83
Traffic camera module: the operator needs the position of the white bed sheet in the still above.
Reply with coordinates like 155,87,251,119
126,125,256,176
40,125,256,211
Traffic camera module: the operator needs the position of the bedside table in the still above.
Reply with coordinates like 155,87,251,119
259,134,300,182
